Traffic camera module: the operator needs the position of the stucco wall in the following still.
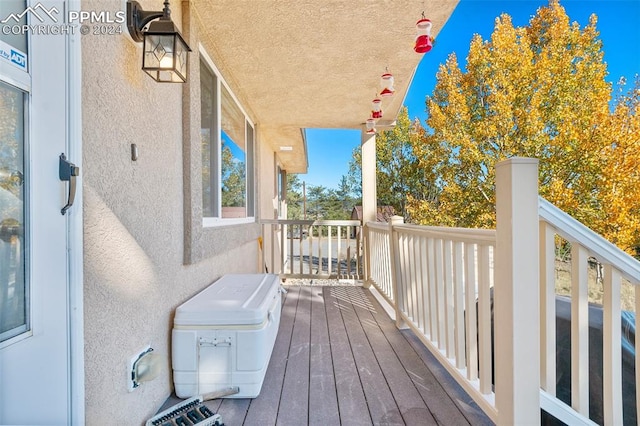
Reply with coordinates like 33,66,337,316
81,1,273,424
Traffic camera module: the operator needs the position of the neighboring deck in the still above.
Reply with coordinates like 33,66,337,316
161,285,493,425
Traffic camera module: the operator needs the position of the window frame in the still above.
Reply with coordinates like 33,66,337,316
199,48,255,227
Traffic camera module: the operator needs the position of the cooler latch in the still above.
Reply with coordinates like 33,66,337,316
199,337,232,347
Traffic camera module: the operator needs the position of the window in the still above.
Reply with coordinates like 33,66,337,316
276,165,286,218
1,1,29,344
200,58,254,222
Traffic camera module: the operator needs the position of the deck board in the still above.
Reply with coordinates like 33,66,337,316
365,288,476,425
323,286,373,425
330,286,403,425
277,286,312,425
161,285,493,426
345,286,438,426
402,330,494,426
242,286,299,425
308,287,340,426
217,399,250,425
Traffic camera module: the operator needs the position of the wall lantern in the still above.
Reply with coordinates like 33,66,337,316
371,97,383,119
365,118,377,134
380,71,395,97
126,0,191,83
414,15,433,54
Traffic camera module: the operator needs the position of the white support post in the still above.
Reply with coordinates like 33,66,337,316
495,157,540,425
388,215,407,329
361,129,377,225
361,129,377,288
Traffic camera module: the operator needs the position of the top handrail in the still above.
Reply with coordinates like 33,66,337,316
539,196,640,283
260,219,361,226
366,220,496,245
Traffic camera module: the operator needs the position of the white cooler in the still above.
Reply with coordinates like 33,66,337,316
172,274,281,398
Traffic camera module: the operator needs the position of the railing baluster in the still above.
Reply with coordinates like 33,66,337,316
356,225,361,277
415,235,425,333
443,239,454,358
570,244,589,417
327,225,332,276
464,243,478,381
427,238,437,340
308,225,313,274
404,232,413,320
271,224,276,274
345,226,358,276
299,224,303,276
539,222,556,395
453,241,465,369
319,227,324,275
260,223,265,272
435,238,445,349
337,225,342,277
419,236,430,337
289,224,294,275
403,232,411,320
384,231,392,301
478,244,492,395
372,231,377,283
280,224,285,274
386,232,393,301
377,231,383,292
413,234,421,324
397,231,404,306
603,264,622,425
408,233,417,322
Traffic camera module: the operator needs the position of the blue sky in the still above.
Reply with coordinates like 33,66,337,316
302,0,640,190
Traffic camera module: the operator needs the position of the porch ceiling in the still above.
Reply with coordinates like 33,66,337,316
191,0,459,173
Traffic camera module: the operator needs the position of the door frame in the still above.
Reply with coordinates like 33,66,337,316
66,0,84,423
0,0,84,422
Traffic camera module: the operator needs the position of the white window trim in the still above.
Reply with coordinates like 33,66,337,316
199,46,255,227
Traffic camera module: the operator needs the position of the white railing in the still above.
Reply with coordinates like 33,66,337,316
260,219,362,279
539,197,640,425
365,223,394,304
367,217,498,421
365,158,640,426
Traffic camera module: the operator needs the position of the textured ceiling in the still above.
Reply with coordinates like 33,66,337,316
192,0,459,173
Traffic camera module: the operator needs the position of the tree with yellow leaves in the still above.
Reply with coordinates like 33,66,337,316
407,0,640,254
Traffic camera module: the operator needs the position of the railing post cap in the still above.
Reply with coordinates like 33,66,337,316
495,157,539,169
390,215,404,224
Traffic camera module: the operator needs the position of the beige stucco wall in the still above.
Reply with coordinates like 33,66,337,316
81,1,277,424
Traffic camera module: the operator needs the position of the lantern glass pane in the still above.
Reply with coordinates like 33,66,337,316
144,34,176,70
142,33,189,83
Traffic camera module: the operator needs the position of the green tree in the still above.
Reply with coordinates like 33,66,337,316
286,174,304,219
348,107,437,220
336,175,357,214
221,144,245,207
306,185,327,220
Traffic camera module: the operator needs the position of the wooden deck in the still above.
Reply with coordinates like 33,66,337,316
161,285,494,425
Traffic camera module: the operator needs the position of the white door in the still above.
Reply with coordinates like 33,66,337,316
0,1,77,424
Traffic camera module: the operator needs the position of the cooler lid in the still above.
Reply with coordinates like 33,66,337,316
174,274,279,326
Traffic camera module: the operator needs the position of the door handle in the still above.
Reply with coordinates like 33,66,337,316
59,153,79,215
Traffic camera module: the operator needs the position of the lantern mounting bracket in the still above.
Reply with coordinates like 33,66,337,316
127,0,170,43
